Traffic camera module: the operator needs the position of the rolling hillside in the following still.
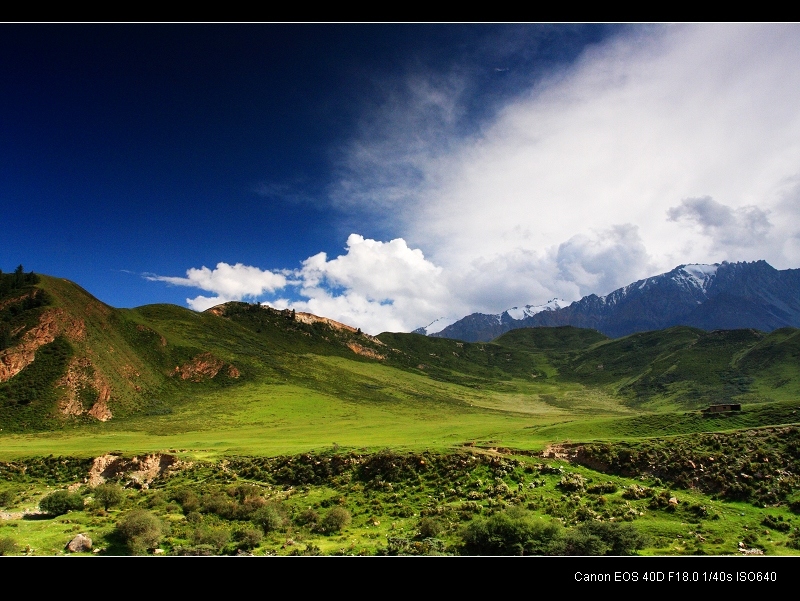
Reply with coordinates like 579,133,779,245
2,273,800,557
1,272,799,436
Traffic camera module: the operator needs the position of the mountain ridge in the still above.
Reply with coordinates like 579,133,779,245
427,260,800,342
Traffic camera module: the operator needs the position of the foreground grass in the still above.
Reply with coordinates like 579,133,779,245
1,448,798,556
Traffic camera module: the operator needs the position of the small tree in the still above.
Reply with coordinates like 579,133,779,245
562,521,647,556
252,504,283,534
234,527,263,551
461,509,563,555
92,483,124,510
417,517,444,539
0,489,14,508
39,490,84,516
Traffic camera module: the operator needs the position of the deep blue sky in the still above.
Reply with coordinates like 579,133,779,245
5,25,797,334
2,24,615,309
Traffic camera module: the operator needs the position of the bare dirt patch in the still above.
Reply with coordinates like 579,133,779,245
88,453,189,488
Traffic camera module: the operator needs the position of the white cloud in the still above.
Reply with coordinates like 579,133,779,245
146,262,288,311
334,24,800,313
278,234,457,335
150,25,800,334
554,224,651,297
148,235,457,335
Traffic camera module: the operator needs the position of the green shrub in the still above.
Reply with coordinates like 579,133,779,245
0,489,14,507
0,537,17,556
761,514,791,532
296,507,320,527
252,504,283,533
622,484,651,500
418,517,444,539
461,509,563,555
321,507,351,533
587,482,618,495
39,490,84,516
116,509,164,555
562,521,648,556
191,525,231,552
172,488,200,513
557,473,586,492
234,527,263,550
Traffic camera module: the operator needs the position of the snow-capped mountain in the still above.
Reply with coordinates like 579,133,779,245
417,299,568,342
506,299,567,320
426,261,800,341
412,316,461,336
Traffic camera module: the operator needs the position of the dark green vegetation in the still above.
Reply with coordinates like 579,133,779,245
1,272,799,554
2,444,800,556
39,490,84,516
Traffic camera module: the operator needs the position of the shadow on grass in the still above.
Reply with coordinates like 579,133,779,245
22,512,51,521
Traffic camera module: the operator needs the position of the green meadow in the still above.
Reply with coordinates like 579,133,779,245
1,274,800,556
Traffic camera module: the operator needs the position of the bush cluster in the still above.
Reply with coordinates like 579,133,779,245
39,490,84,515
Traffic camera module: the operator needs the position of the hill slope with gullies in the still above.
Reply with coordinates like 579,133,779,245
3,272,800,557
1,272,799,435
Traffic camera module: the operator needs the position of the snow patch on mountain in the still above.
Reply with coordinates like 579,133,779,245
506,299,567,320
414,315,460,335
680,263,719,289
665,263,719,296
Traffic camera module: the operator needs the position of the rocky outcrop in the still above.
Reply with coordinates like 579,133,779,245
0,308,85,383
56,357,113,421
87,384,112,421
346,342,385,360
88,453,186,488
294,312,385,344
172,352,239,382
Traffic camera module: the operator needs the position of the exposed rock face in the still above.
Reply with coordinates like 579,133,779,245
57,357,113,421
88,453,185,488
292,311,385,344
173,352,239,382
0,308,86,382
346,342,385,360
294,311,358,333
87,384,112,421
66,534,92,553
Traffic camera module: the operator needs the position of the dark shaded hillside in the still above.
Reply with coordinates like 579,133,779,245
493,326,608,352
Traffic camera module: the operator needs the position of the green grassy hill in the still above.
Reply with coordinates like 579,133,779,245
2,273,800,556
1,274,799,441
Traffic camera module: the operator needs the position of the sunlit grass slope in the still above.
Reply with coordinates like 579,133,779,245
1,274,799,460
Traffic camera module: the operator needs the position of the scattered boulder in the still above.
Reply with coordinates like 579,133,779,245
66,534,92,553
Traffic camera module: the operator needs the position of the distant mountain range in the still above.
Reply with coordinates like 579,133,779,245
417,260,800,341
